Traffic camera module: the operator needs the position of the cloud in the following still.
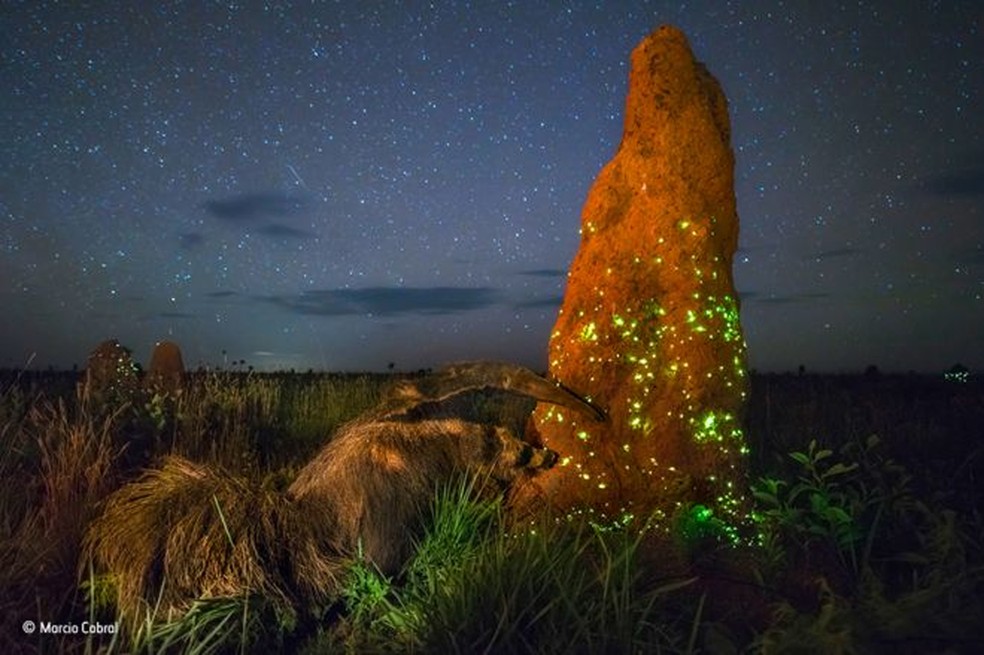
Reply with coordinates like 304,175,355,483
922,151,984,196
256,223,318,239
517,268,567,278
266,286,502,317
743,291,830,305
514,295,564,309
206,290,238,298
178,232,205,249
203,192,309,221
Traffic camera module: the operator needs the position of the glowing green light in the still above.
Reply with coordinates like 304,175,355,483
678,503,742,547
944,368,970,383
691,410,743,444
541,234,751,542
579,321,598,343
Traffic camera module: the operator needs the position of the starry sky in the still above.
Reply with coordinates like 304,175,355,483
2,2,982,374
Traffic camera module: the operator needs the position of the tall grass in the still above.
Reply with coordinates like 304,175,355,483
0,370,383,653
326,477,703,654
0,389,120,653
144,371,384,471
1,370,982,653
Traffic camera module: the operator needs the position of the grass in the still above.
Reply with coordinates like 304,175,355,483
0,389,121,654
1,368,982,653
324,477,704,654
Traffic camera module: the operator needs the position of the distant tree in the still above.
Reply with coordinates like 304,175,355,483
864,364,880,379
798,364,806,376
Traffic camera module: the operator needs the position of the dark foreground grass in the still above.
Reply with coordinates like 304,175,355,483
317,478,704,654
1,370,982,653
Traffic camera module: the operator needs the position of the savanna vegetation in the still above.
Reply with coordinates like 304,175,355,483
1,366,982,653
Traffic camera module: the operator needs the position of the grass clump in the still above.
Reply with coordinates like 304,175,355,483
0,393,120,649
329,477,701,654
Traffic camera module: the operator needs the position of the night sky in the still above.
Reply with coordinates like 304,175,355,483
2,2,982,374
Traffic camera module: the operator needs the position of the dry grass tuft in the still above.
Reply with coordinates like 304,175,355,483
36,399,121,567
82,455,345,631
0,395,121,648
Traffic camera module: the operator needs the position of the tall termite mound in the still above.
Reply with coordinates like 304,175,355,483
146,340,186,393
515,26,749,531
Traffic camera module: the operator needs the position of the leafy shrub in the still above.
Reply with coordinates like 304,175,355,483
751,434,984,652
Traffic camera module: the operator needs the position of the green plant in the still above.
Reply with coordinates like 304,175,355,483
131,595,264,655
335,476,502,649
752,437,878,577
750,434,984,653
340,553,396,632
676,502,743,557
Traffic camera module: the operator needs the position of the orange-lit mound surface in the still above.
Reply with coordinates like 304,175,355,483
516,26,750,534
